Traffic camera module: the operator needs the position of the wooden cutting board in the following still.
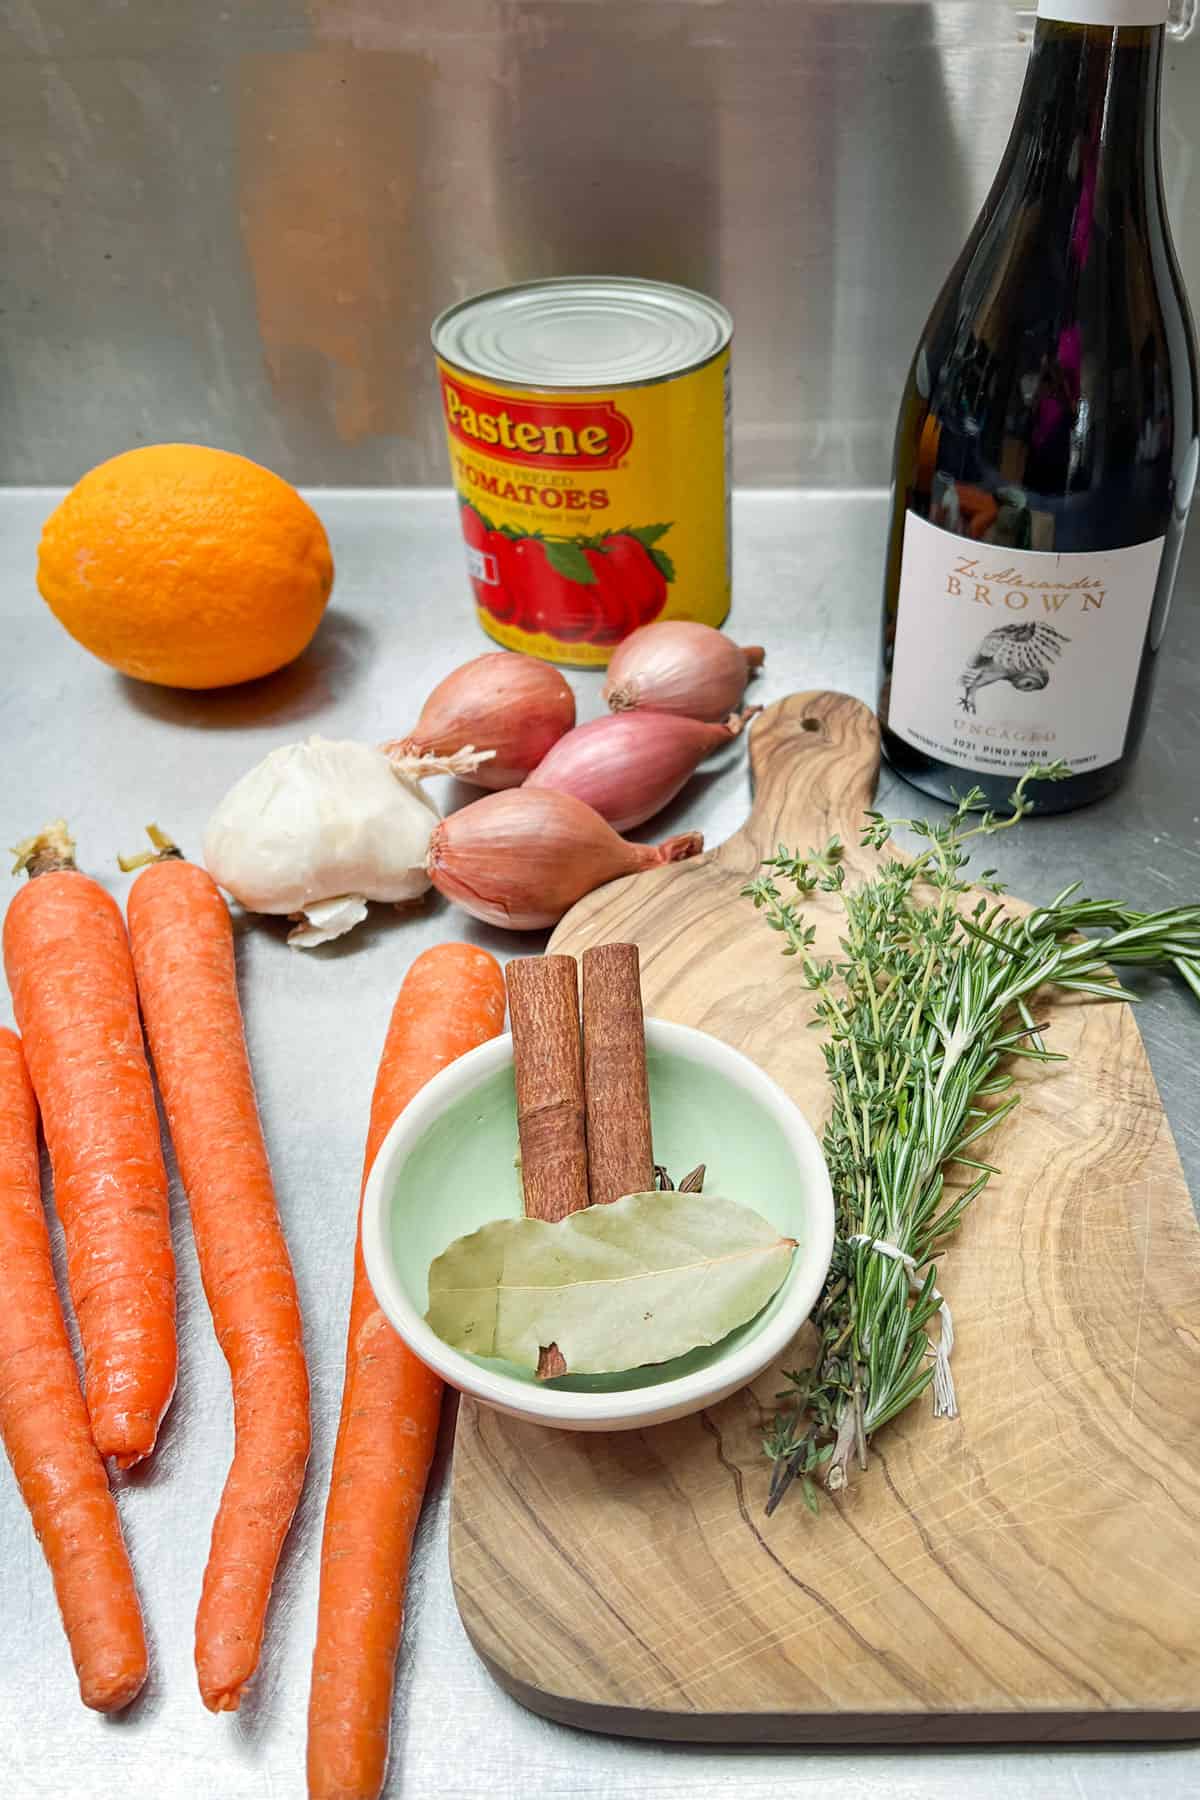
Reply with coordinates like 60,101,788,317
448,691,1200,1744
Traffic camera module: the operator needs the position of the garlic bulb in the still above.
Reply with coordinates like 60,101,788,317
204,736,449,947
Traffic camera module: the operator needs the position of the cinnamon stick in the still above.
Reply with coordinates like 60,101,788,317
582,943,655,1209
506,956,589,1380
507,956,589,1221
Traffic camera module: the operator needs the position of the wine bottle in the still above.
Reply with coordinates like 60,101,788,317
878,0,1198,813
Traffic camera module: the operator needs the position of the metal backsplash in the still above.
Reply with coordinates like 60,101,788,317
2,1,1198,488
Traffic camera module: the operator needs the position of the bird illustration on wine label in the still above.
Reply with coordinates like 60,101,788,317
958,622,1070,715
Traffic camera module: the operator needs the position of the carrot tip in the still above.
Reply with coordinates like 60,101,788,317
203,1687,242,1714
82,1676,148,1714
10,819,77,878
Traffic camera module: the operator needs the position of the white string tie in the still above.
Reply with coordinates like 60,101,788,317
847,1235,957,1419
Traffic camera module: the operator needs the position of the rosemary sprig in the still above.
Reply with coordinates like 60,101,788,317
744,766,1200,1516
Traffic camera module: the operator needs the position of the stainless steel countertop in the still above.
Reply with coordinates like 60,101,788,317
2,487,1197,1799
5,2,1199,494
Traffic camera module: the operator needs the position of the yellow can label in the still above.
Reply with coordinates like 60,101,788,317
436,351,731,666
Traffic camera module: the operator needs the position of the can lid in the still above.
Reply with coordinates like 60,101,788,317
432,277,732,389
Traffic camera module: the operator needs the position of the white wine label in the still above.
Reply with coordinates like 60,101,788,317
887,513,1165,780
1037,1,1167,24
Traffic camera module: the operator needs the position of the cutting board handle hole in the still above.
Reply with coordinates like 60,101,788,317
800,717,823,734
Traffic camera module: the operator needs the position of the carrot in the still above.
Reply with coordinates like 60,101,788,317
4,822,175,1466
123,829,311,1713
307,942,506,1800
0,1027,148,1711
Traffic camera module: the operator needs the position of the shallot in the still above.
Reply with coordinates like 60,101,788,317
386,652,575,790
602,621,764,722
525,707,759,831
203,736,485,947
426,789,703,931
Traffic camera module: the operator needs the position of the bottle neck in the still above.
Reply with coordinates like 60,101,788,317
1006,16,1164,242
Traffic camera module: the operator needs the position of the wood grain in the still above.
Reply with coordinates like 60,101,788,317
449,692,1200,1743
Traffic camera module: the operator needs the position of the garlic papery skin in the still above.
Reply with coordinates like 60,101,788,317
287,895,369,948
203,737,441,939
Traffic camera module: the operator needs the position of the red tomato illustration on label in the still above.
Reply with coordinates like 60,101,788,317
459,503,520,623
586,534,668,638
582,547,635,645
462,509,675,648
506,539,599,641
459,501,488,566
483,529,521,624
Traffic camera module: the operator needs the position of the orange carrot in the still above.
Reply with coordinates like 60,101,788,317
4,822,175,1466
307,942,506,1800
123,832,310,1713
0,1027,148,1710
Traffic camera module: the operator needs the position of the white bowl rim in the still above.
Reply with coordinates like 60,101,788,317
360,1016,835,1425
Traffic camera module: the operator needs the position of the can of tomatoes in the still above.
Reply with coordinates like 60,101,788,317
432,277,732,666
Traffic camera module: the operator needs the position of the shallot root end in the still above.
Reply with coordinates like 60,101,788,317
381,743,497,781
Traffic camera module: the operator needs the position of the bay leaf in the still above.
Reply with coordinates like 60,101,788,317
425,1190,796,1376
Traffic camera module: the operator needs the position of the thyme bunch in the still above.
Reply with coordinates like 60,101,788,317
744,767,1200,1516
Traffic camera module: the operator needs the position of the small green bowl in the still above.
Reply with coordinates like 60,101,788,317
360,1018,834,1431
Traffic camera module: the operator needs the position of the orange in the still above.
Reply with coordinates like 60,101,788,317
37,444,334,689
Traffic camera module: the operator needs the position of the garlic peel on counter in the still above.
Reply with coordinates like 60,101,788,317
286,894,370,949
203,736,489,948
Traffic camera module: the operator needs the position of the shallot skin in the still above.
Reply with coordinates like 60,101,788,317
602,621,764,722
391,652,575,789
525,709,756,831
426,788,703,931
